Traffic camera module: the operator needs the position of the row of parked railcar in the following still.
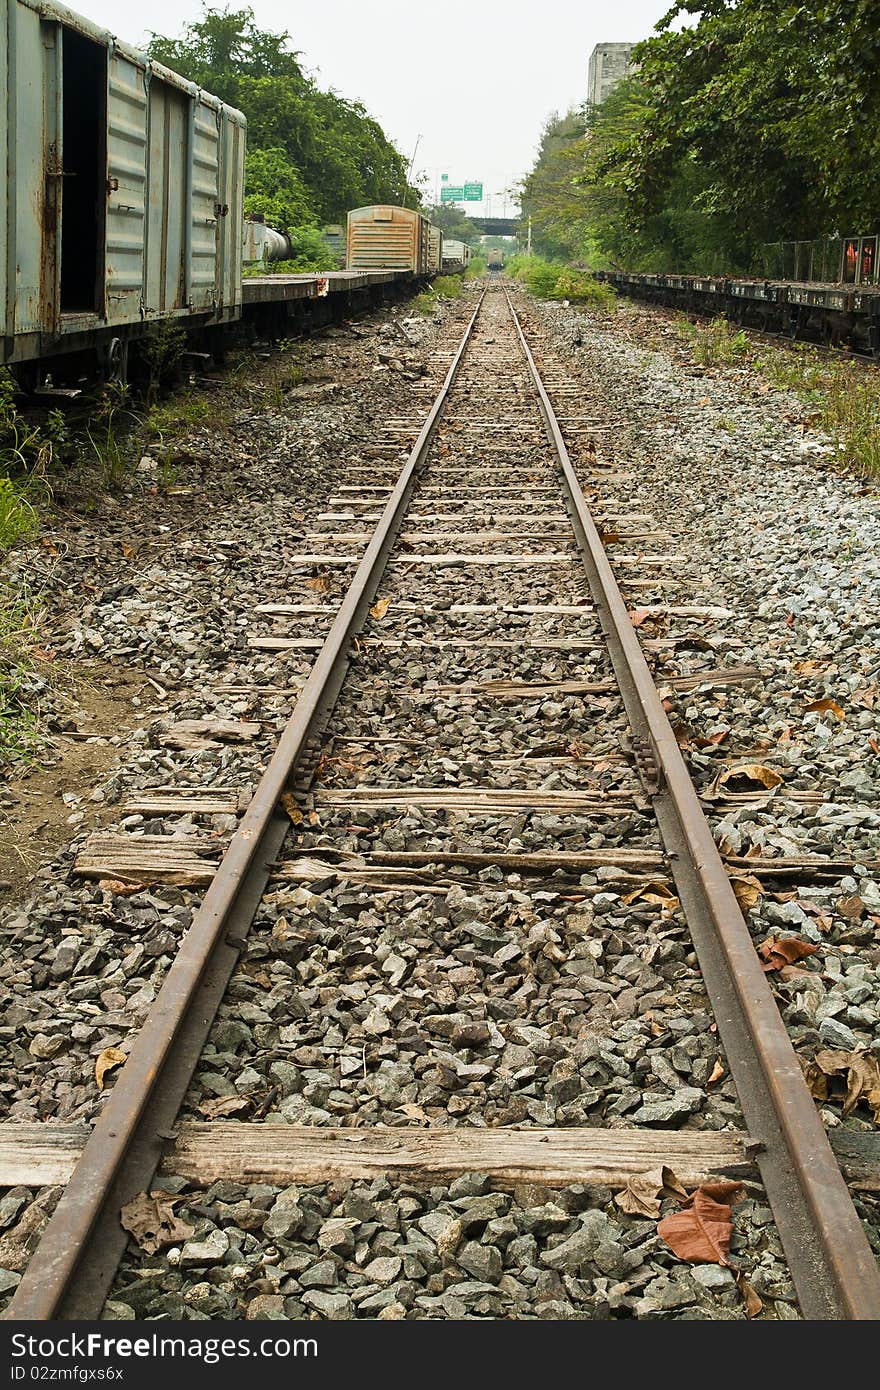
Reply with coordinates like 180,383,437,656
598,269,880,355
0,0,479,388
345,206,470,277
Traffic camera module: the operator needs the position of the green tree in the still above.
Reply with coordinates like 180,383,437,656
148,6,419,226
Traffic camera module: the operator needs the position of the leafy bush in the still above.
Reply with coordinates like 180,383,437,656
432,276,462,299
465,254,487,278
552,269,616,311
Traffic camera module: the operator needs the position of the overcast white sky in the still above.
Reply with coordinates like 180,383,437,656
77,0,673,216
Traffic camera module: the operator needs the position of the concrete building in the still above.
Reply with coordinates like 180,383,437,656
587,42,635,105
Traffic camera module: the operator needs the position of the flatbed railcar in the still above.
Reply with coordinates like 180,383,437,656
598,269,880,355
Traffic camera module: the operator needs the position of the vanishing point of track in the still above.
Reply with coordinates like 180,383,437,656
7,283,880,1321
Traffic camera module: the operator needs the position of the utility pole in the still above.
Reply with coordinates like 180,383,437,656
404,135,422,208
527,216,532,256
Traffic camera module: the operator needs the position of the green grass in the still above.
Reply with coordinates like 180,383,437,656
465,254,487,278
507,255,617,311
677,314,750,365
0,586,44,768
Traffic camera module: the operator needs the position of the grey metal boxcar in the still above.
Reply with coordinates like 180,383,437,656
346,205,430,276
441,238,470,271
0,0,245,381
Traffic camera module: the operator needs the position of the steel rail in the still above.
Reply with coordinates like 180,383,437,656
5,294,486,1321
504,286,880,1320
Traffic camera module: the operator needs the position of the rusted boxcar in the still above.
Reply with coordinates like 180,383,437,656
427,225,442,274
346,205,430,275
0,0,245,382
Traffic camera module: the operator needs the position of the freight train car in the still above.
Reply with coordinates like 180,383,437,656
346,205,432,275
0,0,245,386
441,239,471,272
427,225,442,275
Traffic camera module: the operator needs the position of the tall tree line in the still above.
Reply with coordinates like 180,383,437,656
520,0,880,273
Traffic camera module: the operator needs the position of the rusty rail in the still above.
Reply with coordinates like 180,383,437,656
5,295,485,1321
505,286,880,1320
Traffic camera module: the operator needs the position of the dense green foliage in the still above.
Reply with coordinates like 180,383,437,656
426,204,480,244
521,0,880,273
148,6,418,259
508,255,616,310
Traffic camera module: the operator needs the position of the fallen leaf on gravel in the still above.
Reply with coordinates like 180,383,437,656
737,1272,763,1318
852,685,877,709
706,1060,725,1088
837,895,865,920
802,1058,829,1101
120,1192,194,1255
793,659,827,675
803,697,845,720
811,1049,880,1120
658,1182,745,1265
95,1047,127,1090
621,882,680,914
280,793,304,825
398,1103,430,1122
729,873,764,911
842,1054,880,1120
694,728,730,749
614,1166,687,1218
716,762,783,792
305,575,330,593
369,596,391,620
199,1095,254,1119
758,937,819,971
97,879,146,896
629,608,652,627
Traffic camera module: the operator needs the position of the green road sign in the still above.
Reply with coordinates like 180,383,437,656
463,183,483,201
440,186,464,202
441,173,448,181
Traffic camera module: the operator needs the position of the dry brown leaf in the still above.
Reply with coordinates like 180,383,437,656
614,1165,687,1218
737,1272,763,1318
793,659,827,676
97,879,146,896
95,1046,127,1091
841,1053,880,1120
804,697,845,720
621,881,680,913
693,728,730,749
658,1182,744,1265
706,1060,725,1088
802,1055,830,1100
717,762,783,792
398,1102,430,1122
629,608,652,628
280,792,303,825
369,596,391,620
837,895,865,920
729,873,764,911
758,936,819,972
305,575,330,593
199,1095,254,1119
804,1049,880,1122
120,1192,194,1255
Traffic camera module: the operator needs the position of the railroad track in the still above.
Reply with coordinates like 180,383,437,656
5,282,880,1321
